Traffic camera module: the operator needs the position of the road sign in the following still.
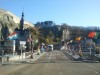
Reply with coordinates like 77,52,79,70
20,41,26,44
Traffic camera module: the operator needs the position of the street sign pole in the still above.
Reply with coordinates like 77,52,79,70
21,47,22,58
90,48,92,59
2,50,4,65
20,41,26,58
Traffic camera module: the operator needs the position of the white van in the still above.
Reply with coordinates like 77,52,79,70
48,45,53,51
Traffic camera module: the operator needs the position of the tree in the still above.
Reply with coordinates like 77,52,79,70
1,25,10,40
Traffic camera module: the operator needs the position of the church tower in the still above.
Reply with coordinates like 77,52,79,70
20,12,24,35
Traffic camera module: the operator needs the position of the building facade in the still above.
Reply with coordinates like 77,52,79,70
36,21,55,27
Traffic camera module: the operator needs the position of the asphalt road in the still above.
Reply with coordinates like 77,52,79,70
0,50,100,75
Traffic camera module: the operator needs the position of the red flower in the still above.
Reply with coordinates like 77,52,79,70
88,32,96,38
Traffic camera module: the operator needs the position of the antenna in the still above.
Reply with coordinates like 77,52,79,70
23,7,24,13
22,7,24,18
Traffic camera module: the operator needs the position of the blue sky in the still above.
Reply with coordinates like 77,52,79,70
0,0,100,27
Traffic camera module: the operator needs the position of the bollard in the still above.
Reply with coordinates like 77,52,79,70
7,56,9,62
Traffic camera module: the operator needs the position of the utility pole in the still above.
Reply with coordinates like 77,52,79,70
30,40,34,58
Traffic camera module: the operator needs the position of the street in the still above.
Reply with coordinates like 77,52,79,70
0,50,100,75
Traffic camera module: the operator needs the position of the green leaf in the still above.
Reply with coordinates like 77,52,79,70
94,32,99,39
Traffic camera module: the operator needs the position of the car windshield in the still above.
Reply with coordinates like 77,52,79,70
48,46,52,48
0,0,100,75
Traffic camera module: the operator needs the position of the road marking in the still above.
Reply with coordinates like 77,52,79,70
60,72,63,75
55,53,59,55
86,64,100,74
58,51,60,55
49,53,52,60
86,64,96,69
46,53,48,55
34,52,45,61
94,71,99,74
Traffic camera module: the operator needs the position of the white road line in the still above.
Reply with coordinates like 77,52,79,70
60,72,63,75
34,53,45,61
46,53,48,55
58,51,60,55
49,53,52,60
94,71,99,74
86,64,100,74
86,64,96,69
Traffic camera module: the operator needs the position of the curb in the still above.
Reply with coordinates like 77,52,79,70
0,52,46,65
19,52,46,64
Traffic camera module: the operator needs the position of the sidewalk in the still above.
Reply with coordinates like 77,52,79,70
0,51,46,65
14,52,46,63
